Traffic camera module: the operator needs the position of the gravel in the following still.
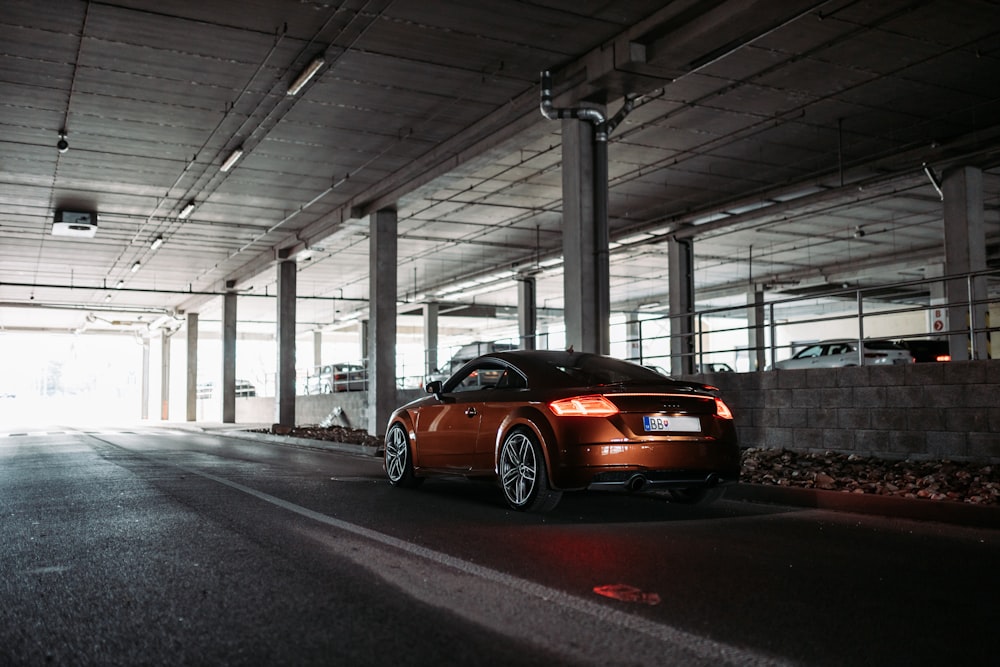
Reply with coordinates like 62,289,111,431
740,447,999,506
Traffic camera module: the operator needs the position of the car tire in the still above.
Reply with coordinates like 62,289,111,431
498,427,561,512
667,486,725,506
385,423,422,488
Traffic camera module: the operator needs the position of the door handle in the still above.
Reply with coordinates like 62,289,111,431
465,407,478,417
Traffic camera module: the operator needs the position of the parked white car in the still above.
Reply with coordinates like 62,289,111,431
770,340,913,369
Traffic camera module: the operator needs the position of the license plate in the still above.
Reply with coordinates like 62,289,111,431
642,415,701,432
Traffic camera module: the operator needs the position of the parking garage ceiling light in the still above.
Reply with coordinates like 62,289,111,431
150,235,164,250
220,147,243,172
178,201,195,219
287,57,324,96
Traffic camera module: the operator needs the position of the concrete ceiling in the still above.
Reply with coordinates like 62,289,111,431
2,0,999,342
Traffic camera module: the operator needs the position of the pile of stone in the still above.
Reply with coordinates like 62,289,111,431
263,424,382,448
740,447,999,505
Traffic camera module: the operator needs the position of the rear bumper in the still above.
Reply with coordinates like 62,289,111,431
549,439,740,490
586,468,740,492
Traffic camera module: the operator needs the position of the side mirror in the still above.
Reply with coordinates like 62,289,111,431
425,380,443,396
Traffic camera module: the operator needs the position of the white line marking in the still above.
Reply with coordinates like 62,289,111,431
176,463,790,667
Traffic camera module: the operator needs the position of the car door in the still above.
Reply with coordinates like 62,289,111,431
779,344,824,369
473,366,529,471
412,361,503,470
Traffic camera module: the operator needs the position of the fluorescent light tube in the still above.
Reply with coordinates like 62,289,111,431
151,235,164,250
220,147,244,172
287,57,325,96
178,201,195,219
131,261,141,273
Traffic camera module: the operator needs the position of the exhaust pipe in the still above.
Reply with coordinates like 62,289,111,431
626,475,648,492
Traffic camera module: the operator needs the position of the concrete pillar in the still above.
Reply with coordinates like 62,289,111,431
275,259,297,427
561,112,609,354
517,276,537,350
222,291,237,423
312,330,322,374
141,336,150,420
360,319,369,366
160,331,171,421
668,237,695,375
423,302,438,375
368,208,397,437
625,312,641,363
186,312,198,421
747,289,767,372
942,166,988,360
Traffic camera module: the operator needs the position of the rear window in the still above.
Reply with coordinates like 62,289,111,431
865,340,905,350
547,355,668,386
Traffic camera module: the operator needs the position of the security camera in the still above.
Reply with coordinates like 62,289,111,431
853,226,865,238
57,132,69,153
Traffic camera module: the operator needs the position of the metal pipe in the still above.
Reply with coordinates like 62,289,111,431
539,71,607,137
594,136,610,355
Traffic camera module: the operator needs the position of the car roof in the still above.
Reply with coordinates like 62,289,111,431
466,349,704,390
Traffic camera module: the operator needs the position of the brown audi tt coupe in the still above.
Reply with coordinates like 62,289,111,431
384,350,739,512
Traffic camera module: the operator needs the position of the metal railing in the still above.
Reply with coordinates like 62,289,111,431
620,268,998,373
249,268,998,396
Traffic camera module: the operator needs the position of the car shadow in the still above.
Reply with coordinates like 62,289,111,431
413,477,795,524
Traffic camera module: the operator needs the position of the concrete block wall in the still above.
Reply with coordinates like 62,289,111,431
235,388,425,433
696,360,1000,463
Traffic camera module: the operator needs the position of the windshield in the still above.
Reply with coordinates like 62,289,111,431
546,355,670,386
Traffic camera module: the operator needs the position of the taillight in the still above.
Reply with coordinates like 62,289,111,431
714,397,734,420
548,395,620,417
935,355,951,362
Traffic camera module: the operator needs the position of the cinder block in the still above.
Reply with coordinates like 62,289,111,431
926,384,966,407
945,360,986,384
853,385,887,408
757,427,795,449
988,407,1000,432
854,429,887,453
945,408,989,432
890,384,925,408
756,409,783,427
925,431,968,459
822,429,855,453
824,387,855,408
960,384,1000,409
792,427,824,449
732,390,764,410
967,433,1000,461
869,365,907,386
808,408,838,428
805,368,838,388
764,389,794,408
780,408,809,428
735,426,763,449
984,360,1000,386
792,388,823,409
869,407,907,430
838,408,871,429
889,430,927,456
777,370,810,389
755,372,781,391
837,365,869,387
906,408,945,431
905,363,945,386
